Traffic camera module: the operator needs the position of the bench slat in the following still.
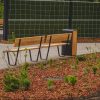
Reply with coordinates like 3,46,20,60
4,42,70,52
14,36,42,47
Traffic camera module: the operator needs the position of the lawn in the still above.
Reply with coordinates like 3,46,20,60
0,53,100,100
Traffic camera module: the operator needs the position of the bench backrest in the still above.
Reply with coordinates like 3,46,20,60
50,33,71,43
14,33,71,47
42,33,72,44
14,36,42,47
14,30,77,56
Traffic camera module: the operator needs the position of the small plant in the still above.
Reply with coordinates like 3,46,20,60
75,57,79,65
38,63,45,70
92,67,98,75
76,55,86,61
22,62,30,70
70,64,77,70
24,49,28,63
64,75,77,86
3,72,19,92
64,76,68,83
47,79,54,90
70,57,79,70
19,64,30,90
83,67,90,75
47,59,53,67
3,63,30,92
20,77,30,91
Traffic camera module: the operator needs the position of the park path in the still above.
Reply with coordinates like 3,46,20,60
0,43,100,69
0,30,100,69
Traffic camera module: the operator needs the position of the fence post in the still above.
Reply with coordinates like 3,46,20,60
3,0,8,40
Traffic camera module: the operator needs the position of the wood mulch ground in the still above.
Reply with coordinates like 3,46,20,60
0,54,100,100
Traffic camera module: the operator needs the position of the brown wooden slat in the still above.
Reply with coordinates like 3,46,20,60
14,36,42,47
51,33,71,43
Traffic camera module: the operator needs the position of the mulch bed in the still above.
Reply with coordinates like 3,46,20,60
0,54,100,100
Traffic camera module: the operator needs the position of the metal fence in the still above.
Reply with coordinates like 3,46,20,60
3,0,100,40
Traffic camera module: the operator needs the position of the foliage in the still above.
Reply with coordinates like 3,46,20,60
76,55,86,61
3,63,30,92
3,72,19,92
64,76,68,83
47,59,53,67
83,67,90,75
0,2,3,18
47,79,54,90
64,75,77,86
19,63,30,90
22,62,30,70
38,62,46,70
70,64,77,70
8,32,16,43
92,67,98,75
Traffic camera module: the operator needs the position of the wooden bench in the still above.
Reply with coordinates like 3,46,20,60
3,30,77,66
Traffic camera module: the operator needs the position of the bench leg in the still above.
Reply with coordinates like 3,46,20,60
57,46,65,57
40,45,51,60
6,52,16,66
40,36,52,60
29,49,40,62
29,36,43,62
29,50,32,61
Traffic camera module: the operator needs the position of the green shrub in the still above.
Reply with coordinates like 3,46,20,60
92,67,98,75
83,67,90,75
70,64,77,70
3,63,30,92
47,79,54,90
20,64,30,90
47,59,53,66
76,55,86,61
64,75,77,86
19,65,30,90
20,78,30,90
64,76,68,83
22,62,30,71
38,63,45,70
3,73,19,92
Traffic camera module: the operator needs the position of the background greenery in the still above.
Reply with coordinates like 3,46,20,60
0,0,4,19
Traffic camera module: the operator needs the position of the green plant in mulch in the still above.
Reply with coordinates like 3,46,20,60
92,67,98,75
38,62,46,70
3,63,30,92
19,68,30,90
47,79,54,91
47,59,54,67
76,55,86,61
70,64,77,70
64,75,77,86
3,72,19,92
70,58,79,70
83,67,90,75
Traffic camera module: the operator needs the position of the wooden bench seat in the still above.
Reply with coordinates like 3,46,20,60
4,42,69,52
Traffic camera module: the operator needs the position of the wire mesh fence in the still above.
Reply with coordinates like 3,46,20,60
3,0,100,39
